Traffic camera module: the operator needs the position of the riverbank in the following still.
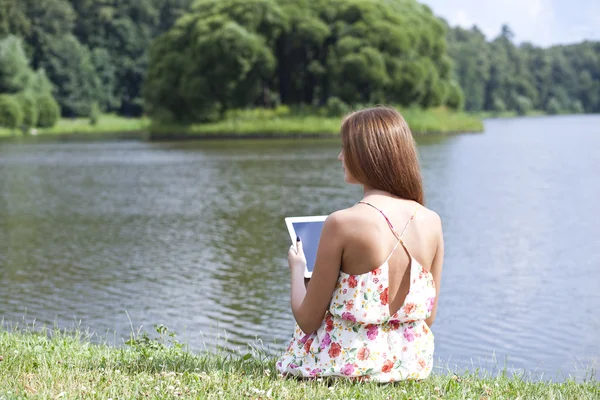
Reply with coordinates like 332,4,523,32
0,108,483,141
0,326,597,399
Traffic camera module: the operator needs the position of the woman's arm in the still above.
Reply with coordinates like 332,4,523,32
425,215,444,327
288,212,345,334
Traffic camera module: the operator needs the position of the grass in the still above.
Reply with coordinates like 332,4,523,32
475,110,547,119
0,115,150,139
150,107,484,138
0,323,597,399
0,108,483,141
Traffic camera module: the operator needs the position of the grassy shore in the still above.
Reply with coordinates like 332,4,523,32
0,108,483,140
0,115,151,138
0,325,597,399
149,107,484,139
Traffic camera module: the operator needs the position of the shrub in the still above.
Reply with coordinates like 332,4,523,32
0,94,23,129
89,102,100,125
15,92,38,128
514,95,533,116
546,97,562,115
36,94,61,128
326,97,349,117
492,97,506,114
570,100,584,114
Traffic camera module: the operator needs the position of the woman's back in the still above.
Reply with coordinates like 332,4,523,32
339,194,442,319
277,193,443,381
278,107,444,382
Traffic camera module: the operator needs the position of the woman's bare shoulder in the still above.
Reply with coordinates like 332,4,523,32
413,204,443,241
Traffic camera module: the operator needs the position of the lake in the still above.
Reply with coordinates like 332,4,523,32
1,115,599,380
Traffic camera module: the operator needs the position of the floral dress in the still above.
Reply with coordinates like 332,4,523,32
277,202,437,382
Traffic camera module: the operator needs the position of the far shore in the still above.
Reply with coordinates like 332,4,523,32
0,108,484,142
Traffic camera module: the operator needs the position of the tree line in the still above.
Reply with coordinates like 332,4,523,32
0,0,598,129
446,24,600,115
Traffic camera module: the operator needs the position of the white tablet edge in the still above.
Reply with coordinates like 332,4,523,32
285,215,328,279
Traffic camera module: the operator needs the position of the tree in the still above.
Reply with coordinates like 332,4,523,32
0,35,32,93
40,34,100,117
145,0,463,122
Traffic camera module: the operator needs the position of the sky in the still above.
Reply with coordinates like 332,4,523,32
420,0,600,47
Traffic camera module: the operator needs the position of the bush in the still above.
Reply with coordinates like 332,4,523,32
89,102,100,125
446,81,465,111
570,100,584,114
0,94,23,129
492,97,506,114
15,92,38,128
546,97,562,115
326,97,349,117
36,94,61,128
514,95,533,116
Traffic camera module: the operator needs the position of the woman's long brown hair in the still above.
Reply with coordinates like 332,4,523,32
341,106,425,205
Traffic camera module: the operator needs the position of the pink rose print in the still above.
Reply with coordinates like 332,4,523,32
343,288,347,294
357,347,370,361
328,342,342,358
381,360,394,373
379,287,389,305
321,332,331,347
367,325,379,340
341,363,355,376
348,275,358,288
309,368,322,376
403,326,415,342
341,312,357,323
402,302,416,315
345,299,354,310
290,363,298,369
304,338,314,353
427,297,436,312
299,334,310,344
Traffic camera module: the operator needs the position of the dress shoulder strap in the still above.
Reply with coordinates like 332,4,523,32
357,201,400,240
357,201,420,240
398,205,420,239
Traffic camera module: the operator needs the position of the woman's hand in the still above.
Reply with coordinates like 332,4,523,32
288,237,307,274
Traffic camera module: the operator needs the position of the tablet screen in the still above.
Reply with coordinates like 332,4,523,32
291,220,325,274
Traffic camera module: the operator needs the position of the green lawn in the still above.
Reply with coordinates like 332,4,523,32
0,115,150,138
151,107,484,138
1,108,483,141
0,324,597,399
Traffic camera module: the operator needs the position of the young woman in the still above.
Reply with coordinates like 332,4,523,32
277,106,444,382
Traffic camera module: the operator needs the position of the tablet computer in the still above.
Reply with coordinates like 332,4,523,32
285,215,328,278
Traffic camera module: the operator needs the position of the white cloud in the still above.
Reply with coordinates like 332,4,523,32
451,10,475,28
421,0,569,46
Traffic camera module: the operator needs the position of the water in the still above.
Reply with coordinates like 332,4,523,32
1,115,599,380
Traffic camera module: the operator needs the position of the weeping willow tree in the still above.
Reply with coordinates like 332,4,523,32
144,0,464,122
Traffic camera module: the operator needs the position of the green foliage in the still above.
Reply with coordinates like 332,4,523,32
40,34,100,117
514,95,533,116
28,68,53,94
15,91,38,127
89,101,100,125
492,97,507,114
35,93,60,127
0,0,30,38
546,97,562,115
447,25,600,115
145,0,462,122
326,97,349,117
0,35,31,93
0,94,23,128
